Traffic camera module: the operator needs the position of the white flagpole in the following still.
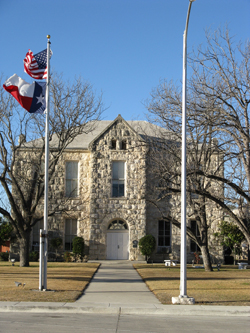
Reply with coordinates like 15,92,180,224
172,0,195,305
39,229,44,290
43,35,51,290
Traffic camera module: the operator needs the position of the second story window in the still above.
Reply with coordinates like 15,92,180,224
66,161,78,197
112,161,125,197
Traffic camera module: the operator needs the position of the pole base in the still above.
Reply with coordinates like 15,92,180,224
172,295,195,305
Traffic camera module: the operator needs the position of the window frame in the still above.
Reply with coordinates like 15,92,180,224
190,220,201,253
108,220,128,230
111,139,116,150
121,140,127,150
32,220,44,252
158,220,171,248
65,161,79,198
112,161,126,198
64,218,77,251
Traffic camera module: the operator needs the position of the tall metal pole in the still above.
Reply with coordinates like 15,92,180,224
43,35,51,290
180,0,195,298
39,229,44,291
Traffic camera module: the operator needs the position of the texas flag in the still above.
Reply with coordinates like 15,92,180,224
3,74,46,114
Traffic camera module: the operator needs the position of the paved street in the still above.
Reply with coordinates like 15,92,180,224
0,312,249,333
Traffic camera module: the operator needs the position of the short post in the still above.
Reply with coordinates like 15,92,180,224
39,229,45,291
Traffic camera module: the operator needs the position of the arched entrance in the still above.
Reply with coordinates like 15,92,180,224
106,220,129,260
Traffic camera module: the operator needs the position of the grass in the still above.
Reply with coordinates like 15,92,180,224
1,262,249,305
134,264,250,306
0,261,99,302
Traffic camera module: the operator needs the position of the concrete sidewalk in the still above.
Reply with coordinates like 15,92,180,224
75,260,161,308
0,260,249,317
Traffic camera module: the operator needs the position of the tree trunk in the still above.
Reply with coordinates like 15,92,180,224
200,245,213,272
19,231,31,267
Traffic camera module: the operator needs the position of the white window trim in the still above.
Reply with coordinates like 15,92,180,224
111,161,126,198
65,160,79,198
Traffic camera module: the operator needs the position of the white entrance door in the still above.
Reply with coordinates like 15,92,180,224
107,232,129,260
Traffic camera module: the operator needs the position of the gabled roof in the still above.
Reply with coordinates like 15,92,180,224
21,115,169,150
88,114,144,149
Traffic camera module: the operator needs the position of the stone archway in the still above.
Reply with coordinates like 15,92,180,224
106,220,129,260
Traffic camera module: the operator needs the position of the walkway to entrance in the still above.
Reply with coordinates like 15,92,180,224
76,260,161,308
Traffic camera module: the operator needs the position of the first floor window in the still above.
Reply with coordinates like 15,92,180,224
158,220,171,247
32,220,44,251
112,161,125,197
65,218,77,251
66,161,78,197
190,220,201,252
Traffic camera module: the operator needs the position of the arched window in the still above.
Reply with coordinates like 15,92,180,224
108,220,128,230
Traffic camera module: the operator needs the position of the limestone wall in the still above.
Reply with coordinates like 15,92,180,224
88,118,148,260
12,118,225,264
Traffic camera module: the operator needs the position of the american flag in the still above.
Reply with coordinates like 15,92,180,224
24,49,52,80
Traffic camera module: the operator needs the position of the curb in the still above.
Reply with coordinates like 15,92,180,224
0,305,249,317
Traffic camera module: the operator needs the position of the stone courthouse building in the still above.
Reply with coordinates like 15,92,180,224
27,114,223,262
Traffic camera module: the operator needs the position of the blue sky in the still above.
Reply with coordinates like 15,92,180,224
1,0,249,121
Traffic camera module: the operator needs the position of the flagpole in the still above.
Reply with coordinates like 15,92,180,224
43,35,51,290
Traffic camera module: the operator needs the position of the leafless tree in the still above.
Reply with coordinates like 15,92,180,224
145,28,250,270
0,73,103,266
145,91,223,271
189,28,250,244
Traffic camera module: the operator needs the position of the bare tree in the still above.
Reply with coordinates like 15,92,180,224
0,73,103,266
145,28,250,271
145,94,223,271
189,28,250,244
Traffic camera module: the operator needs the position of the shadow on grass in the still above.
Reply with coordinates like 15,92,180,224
195,300,250,304
50,277,145,283
48,276,90,282
138,276,249,282
134,264,245,271
152,287,250,291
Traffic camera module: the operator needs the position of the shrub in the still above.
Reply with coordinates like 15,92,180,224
72,237,85,262
214,220,246,264
0,251,9,261
64,251,72,262
29,251,39,262
194,252,201,264
0,221,13,246
139,234,156,261
50,237,63,261
50,237,63,251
